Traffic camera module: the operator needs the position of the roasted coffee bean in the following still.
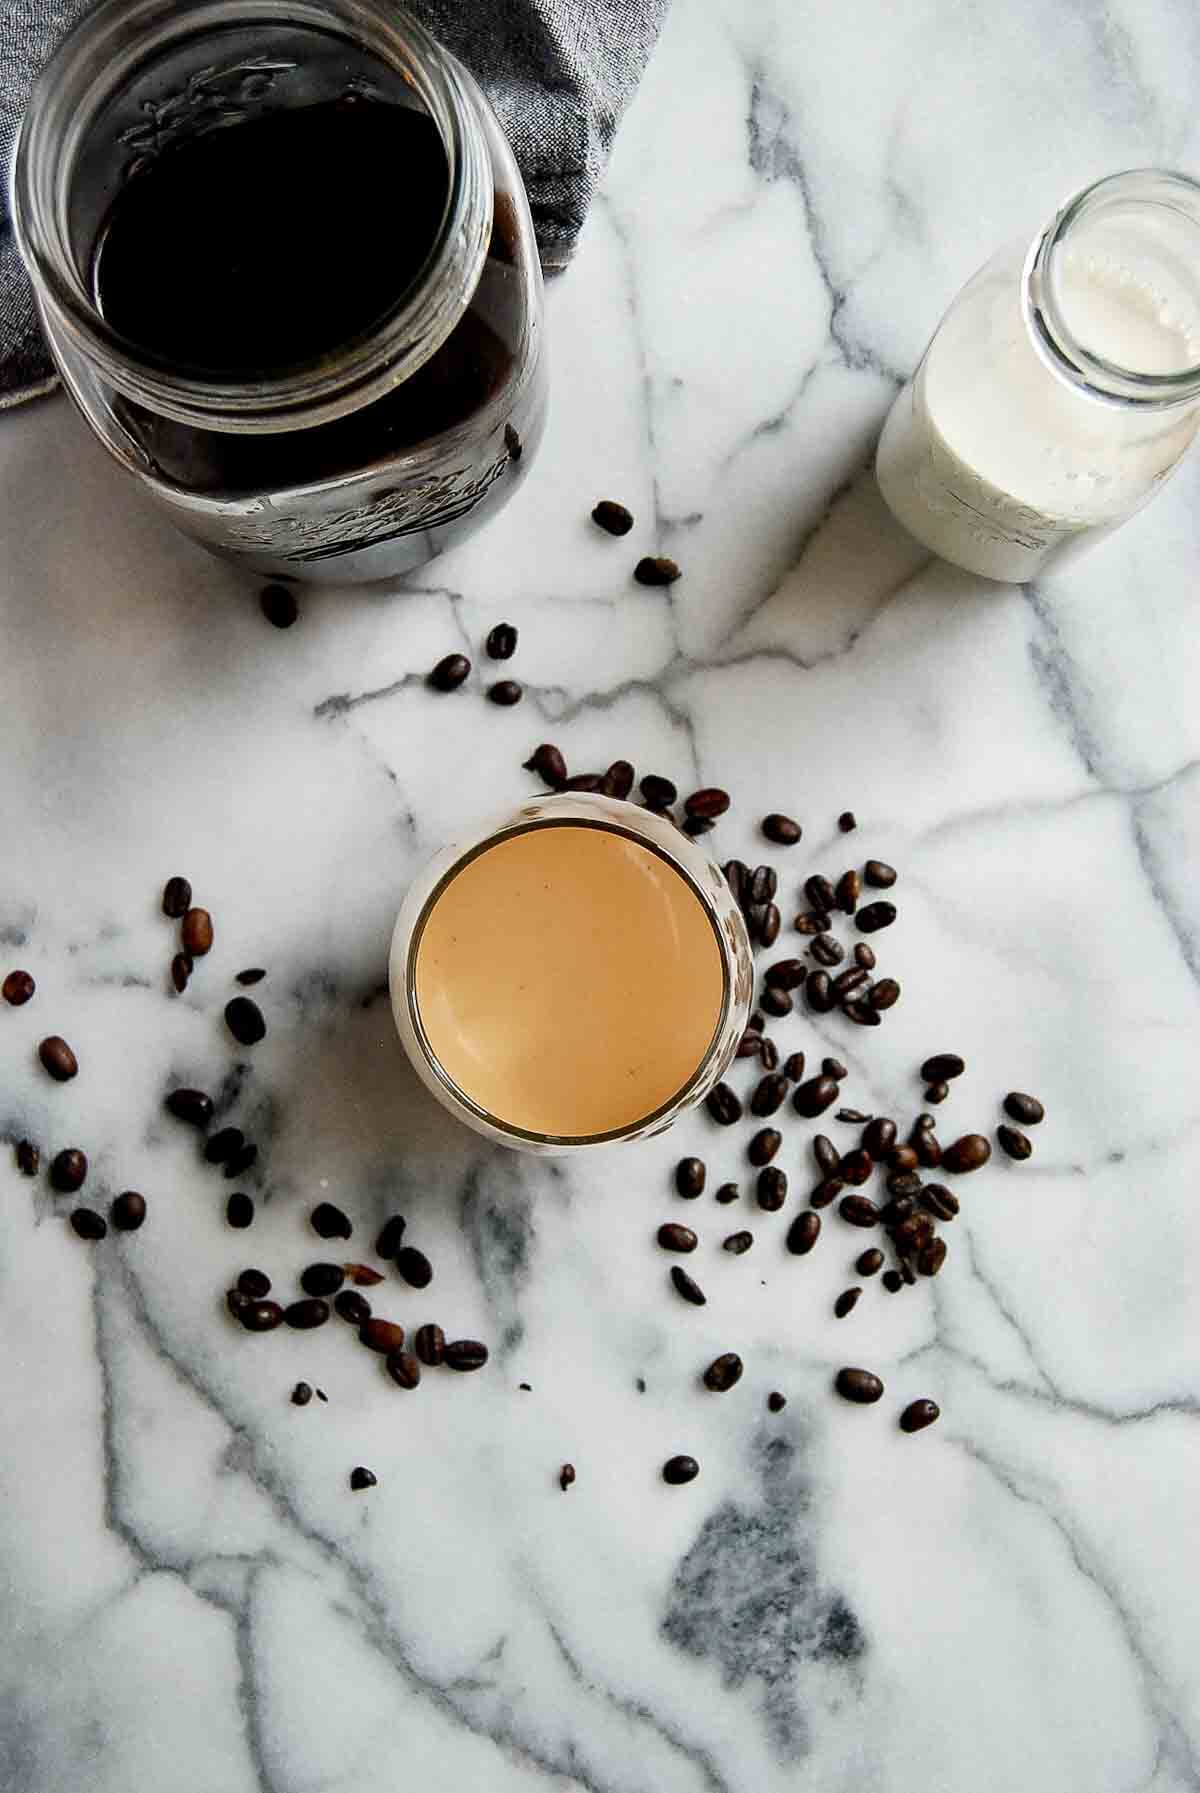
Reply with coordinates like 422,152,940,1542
181,908,214,956
291,1382,313,1406
205,1126,244,1164
838,1149,874,1187
736,1030,762,1059
900,1258,918,1286
786,1211,821,1255
767,1391,787,1412
236,968,266,986
171,950,192,990
810,932,844,968
349,1467,377,1491
51,1148,88,1193
765,959,807,993
414,1323,446,1366
444,1338,489,1371
224,996,266,1046
920,1185,959,1221
794,911,826,935
260,583,298,628
748,1128,782,1168
748,866,778,907
3,969,35,1005
241,1298,283,1331
856,901,897,934
839,1195,881,1228
837,811,857,833
685,788,730,821
706,1083,742,1126
836,1107,869,1123
640,773,677,809
862,1118,896,1159
880,1195,916,1227
942,1134,992,1174
602,759,636,799
559,1462,577,1490
672,1157,704,1199
758,1038,780,1072
783,1052,806,1084
662,1454,699,1484
760,986,792,1018
658,1223,698,1253
854,943,876,971
913,1127,943,1170
565,773,606,795
723,1230,753,1254
375,1215,406,1258
523,743,568,788
810,1177,844,1209
311,1202,352,1240
360,1318,406,1354
723,860,749,903
224,1143,258,1179
805,972,835,1013
487,680,523,706
823,1057,848,1081
237,1268,271,1299
886,1170,923,1197
485,622,518,661
793,1075,839,1118
335,1290,372,1325
888,1144,919,1172
868,978,901,1011
396,1246,433,1288
300,1262,345,1298
111,1190,146,1231
864,861,897,888
892,1214,933,1255
813,1135,840,1175
762,813,801,845
836,869,861,914
997,1125,1033,1161
900,1399,940,1433
805,875,836,914
703,1352,744,1393
15,1139,38,1176
834,1287,862,1318
70,1208,106,1241
428,652,471,691
386,1350,422,1390
756,1167,788,1211
344,1263,384,1287
843,999,882,1026
925,1082,949,1104
921,1054,965,1084
38,1035,78,1081
1004,1091,1045,1126
226,1288,251,1319
634,555,682,586
714,1181,740,1204
835,1367,884,1404
166,1088,214,1132
917,1238,948,1277
671,1265,707,1306
161,876,192,919
226,1192,254,1229
592,498,634,535
832,966,869,999
856,1248,884,1277
882,1270,903,1293
750,1073,789,1118
762,903,784,949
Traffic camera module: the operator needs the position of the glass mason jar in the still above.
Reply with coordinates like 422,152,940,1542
389,794,754,1153
876,169,1200,582
11,0,546,583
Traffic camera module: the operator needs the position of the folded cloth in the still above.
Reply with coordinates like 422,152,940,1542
0,0,669,408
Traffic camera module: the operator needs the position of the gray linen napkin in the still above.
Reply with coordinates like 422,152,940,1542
0,0,669,409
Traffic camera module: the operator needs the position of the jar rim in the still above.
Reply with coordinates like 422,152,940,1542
10,0,494,433
1023,167,1200,408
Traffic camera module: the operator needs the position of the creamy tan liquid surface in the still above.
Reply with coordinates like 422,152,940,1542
414,823,725,1137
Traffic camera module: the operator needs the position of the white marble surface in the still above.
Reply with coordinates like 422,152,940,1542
3,1,1200,1788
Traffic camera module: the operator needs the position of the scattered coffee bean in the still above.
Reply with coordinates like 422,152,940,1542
735,1030,762,1059
764,959,806,993
856,901,897,934
892,1213,934,1255
1004,1091,1045,1126
671,1265,707,1306
334,1290,372,1325
414,1323,446,1366
920,1185,959,1222
783,1052,806,1083
882,1270,903,1292
164,1088,214,1129
315,1389,328,1403
746,1012,765,1033
486,622,518,660
70,1208,106,1241
715,1182,739,1204
753,903,782,947
342,1263,383,1287
205,1127,244,1164
673,1157,705,1199
786,1211,821,1254
760,986,792,1018
913,1127,943,1169
912,1111,935,1131
311,1202,352,1240
706,1083,742,1126
756,1167,788,1211
805,875,836,914
748,866,778,906
444,1339,489,1371
834,1287,862,1318
300,1262,345,1298
997,1124,1033,1161
794,911,826,935
886,1170,923,1197
386,1350,422,1390
835,1367,884,1404
900,1399,941,1433
900,1257,918,1286
835,870,862,915
237,1268,271,1299
226,1192,254,1228
856,1248,884,1277
813,1135,840,1176
291,1382,313,1406
861,1118,896,1159
602,760,635,799
38,1036,78,1082
810,932,844,968
888,1144,919,1172
881,1195,916,1226
868,978,901,1011
793,1075,839,1119
227,1288,251,1319
591,498,634,536
559,1462,577,1492
15,1139,38,1176
723,1230,753,1254
838,1149,874,1187
396,1246,433,1289
702,1352,744,1394
942,1134,992,1174
111,1190,146,1231
349,1467,377,1491
853,943,876,970
241,1298,283,1331
170,953,192,994
662,1454,699,1485
161,876,192,919
487,680,523,706
839,1195,881,1228
641,773,677,810
260,583,298,628
50,1148,87,1193
832,966,869,1000
658,1223,698,1253
375,1215,406,1257
823,1058,848,1080
685,788,730,821
805,972,835,1014
523,743,567,788
3,969,35,1006
864,861,897,888
360,1318,406,1354
750,1073,789,1118
723,860,749,903
225,996,266,1046
181,908,213,956
921,1053,965,1083
925,1082,949,1104
236,968,266,986
843,999,882,1026
762,813,801,845
634,555,681,586
760,1043,782,1079
429,652,471,691
748,1128,781,1168
224,1143,258,1180
810,1176,845,1209
838,811,857,833
917,1238,948,1276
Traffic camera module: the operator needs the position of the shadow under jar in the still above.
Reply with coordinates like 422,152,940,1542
389,796,755,1153
12,0,546,582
